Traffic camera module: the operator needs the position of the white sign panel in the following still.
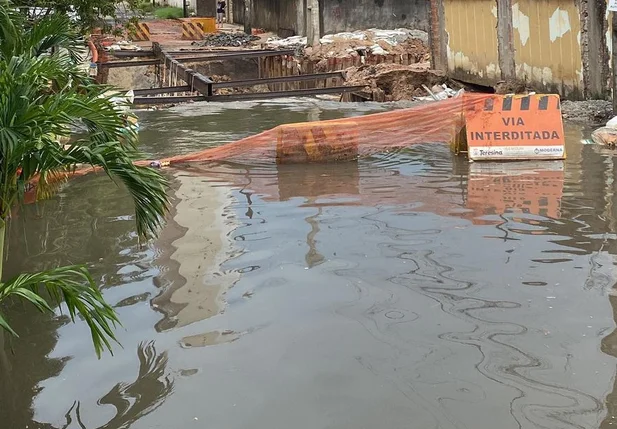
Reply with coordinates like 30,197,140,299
609,0,617,12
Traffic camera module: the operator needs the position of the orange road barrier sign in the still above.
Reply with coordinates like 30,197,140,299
463,94,566,161
181,22,204,40
131,22,150,42
189,17,216,34
181,18,216,40
276,121,359,164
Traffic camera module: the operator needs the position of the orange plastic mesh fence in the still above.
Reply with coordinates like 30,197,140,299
24,94,493,201
163,94,490,165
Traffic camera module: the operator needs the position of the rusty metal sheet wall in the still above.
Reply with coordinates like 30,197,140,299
444,0,500,86
512,0,583,99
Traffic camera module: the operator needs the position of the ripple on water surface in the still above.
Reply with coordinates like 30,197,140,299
2,104,617,429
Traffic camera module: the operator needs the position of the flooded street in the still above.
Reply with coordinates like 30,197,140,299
4,99,617,429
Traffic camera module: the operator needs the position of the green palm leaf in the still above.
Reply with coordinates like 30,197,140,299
0,265,121,358
0,1,171,356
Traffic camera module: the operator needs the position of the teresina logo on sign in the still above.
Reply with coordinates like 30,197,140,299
475,149,503,156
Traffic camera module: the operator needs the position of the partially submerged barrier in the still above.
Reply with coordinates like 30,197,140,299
24,94,568,203
461,94,566,161
162,93,565,165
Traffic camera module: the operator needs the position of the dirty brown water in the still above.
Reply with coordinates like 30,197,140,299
2,99,617,429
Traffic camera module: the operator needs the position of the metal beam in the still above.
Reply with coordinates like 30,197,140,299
133,86,192,96
134,96,206,105
167,49,293,55
133,85,366,104
111,49,297,59
110,50,156,58
153,43,214,96
170,49,297,62
205,85,366,101
212,72,345,89
99,59,161,68
99,59,160,68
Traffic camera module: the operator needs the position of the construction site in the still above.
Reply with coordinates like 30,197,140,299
88,0,617,123
93,19,450,107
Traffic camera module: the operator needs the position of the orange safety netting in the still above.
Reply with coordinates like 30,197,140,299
24,94,493,204
163,94,489,165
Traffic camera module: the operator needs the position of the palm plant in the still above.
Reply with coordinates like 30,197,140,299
0,0,169,357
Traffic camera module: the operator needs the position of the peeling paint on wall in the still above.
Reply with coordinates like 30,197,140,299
512,0,582,96
436,0,600,99
512,3,530,46
548,7,572,42
444,0,500,84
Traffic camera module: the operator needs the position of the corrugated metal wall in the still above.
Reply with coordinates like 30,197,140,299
511,0,582,98
438,0,594,99
443,0,500,86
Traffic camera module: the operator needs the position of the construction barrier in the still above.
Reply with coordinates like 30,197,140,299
181,18,216,40
189,17,216,34
463,94,566,161
276,121,359,164
23,94,573,205
130,22,150,42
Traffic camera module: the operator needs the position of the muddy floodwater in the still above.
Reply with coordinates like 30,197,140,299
4,99,617,429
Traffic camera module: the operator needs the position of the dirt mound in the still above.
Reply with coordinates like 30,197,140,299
304,37,429,62
344,63,450,101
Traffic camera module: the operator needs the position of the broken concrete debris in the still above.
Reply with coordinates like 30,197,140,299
192,32,260,47
266,29,430,58
561,100,613,124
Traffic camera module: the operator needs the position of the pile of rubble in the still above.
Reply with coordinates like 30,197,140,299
344,63,461,102
192,32,260,47
266,28,430,60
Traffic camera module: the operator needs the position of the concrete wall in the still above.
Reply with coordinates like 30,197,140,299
233,0,244,24
231,0,300,36
196,0,216,16
232,0,428,37
430,0,611,100
252,0,299,37
320,0,430,34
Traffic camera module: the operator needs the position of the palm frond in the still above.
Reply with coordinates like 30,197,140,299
0,40,169,240
0,1,23,59
0,265,121,358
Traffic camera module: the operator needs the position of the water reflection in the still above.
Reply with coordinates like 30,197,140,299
150,172,240,333
54,342,173,429
7,102,617,429
184,152,565,227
